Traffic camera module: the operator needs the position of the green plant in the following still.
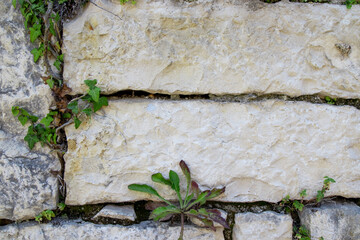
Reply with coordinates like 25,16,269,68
119,0,136,4
12,107,58,149
324,96,336,105
13,0,66,82
294,225,311,240
35,210,55,223
35,202,66,223
128,160,229,240
12,80,108,149
316,176,335,203
345,0,360,9
280,189,307,213
67,79,108,129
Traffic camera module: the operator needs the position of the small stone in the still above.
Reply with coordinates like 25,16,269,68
232,211,293,240
299,201,360,240
92,204,136,222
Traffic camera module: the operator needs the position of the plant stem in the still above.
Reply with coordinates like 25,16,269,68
178,213,184,240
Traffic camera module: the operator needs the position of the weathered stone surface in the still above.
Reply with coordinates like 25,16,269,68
299,202,360,240
64,99,360,205
93,205,136,221
0,1,59,220
63,0,360,98
0,220,224,240
232,211,292,240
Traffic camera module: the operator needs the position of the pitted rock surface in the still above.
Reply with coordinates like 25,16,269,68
0,1,59,221
63,0,360,98
64,99,360,205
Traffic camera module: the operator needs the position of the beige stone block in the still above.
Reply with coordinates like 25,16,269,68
64,99,360,205
63,0,360,98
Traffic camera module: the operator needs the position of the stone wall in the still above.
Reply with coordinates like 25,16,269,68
1,0,360,239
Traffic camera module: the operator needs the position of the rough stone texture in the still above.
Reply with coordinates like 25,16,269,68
0,220,224,240
63,0,360,98
64,99,360,205
299,202,360,240
93,205,136,221
0,1,59,220
232,211,292,240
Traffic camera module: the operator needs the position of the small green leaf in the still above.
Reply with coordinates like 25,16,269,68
67,101,79,114
300,189,307,198
29,23,42,42
58,203,66,211
84,79,97,89
293,200,304,211
152,173,172,187
12,106,20,116
128,184,161,198
24,126,39,149
35,214,42,223
198,208,209,216
324,176,335,183
74,116,82,129
63,113,71,119
42,210,55,220
49,18,56,36
18,115,29,126
93,96,108,112
184,193,194,206
150,206,180,221
12,0,17,8
88,87,100,102
29,115,39,123
58,54,64,62
316,190,324,203
169,170,180,193
53,133,57,144
188,209,197,215
31,44,44,62
199,218,215,231
53,59,61,71
46,78,55,89
203,187,226,201
82,108,92,116
40,116,53,127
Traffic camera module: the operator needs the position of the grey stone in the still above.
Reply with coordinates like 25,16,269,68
64,99,360,205
0,1,59,221
232,211,292,240
299,201,360,240
93,205,136,221
63,0,360,98
0,220,224,240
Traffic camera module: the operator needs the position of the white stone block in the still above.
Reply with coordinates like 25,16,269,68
64,99,360,205
63,0,360,98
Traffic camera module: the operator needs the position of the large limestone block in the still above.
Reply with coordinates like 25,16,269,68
299,202,360,240
0,220,224,240
64,99,360,205
232,211,292,240
0,1,59,220
63,0,360,98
